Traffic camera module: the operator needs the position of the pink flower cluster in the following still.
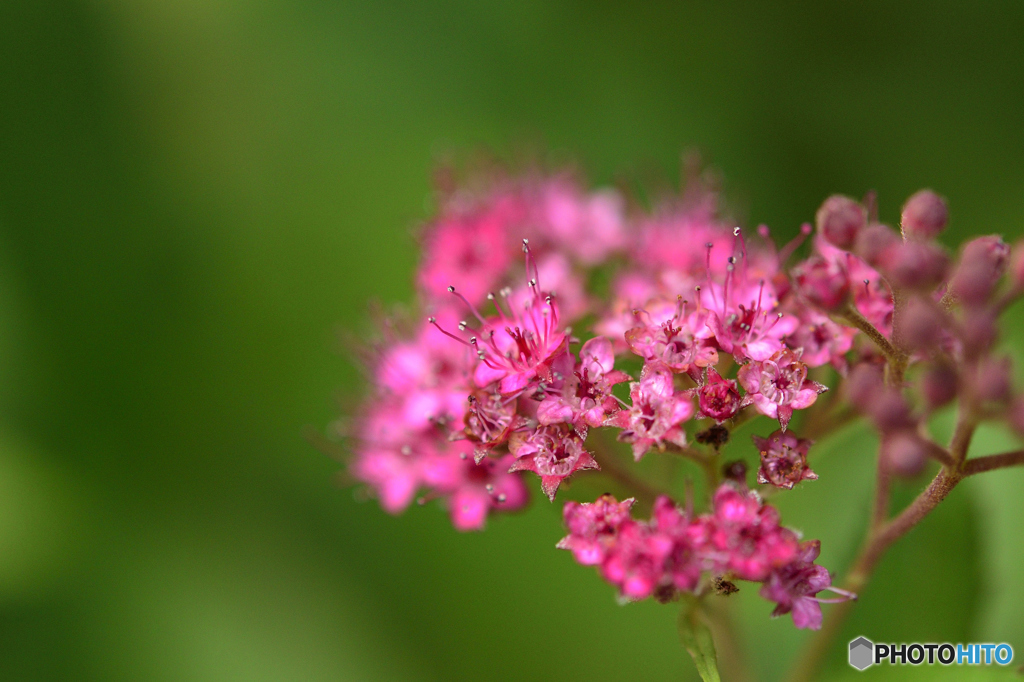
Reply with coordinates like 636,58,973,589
558,485,849,629
344,165,1024,633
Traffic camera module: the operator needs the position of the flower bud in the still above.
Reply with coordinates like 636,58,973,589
698,370,742,422
898,296,945,351
854,223,901,267
844,363,885,412
949,235,1010,305
972,356,1012,405
878,241,949,291
901,189,948,240
851,222,901,266
816,195,866,249
792,254,851,311
881,431,928,478
869,390,915,434
960,310,998,358
919,363,958,411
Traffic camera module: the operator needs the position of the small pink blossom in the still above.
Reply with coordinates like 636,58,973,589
625,298,718,376
418,191,522,306
536,337,629,432
464,283,569,394
607,363,695,460
754,430,817,490
508,425,600,500
783,309,855,369
737,349,827,430
537,178,626,265
421,450,529,531
600,521,675,600
703,278,797,362
792,254,851,312
760,540,854,630
557,494,636,565
462,390,526,461
696,368,743,422
704,484,800,582
352,444,422,514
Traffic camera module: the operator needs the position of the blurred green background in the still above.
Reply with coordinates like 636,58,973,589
1,1,1024,680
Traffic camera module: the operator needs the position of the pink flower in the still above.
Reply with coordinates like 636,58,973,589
600,521,675,600
753,430,817,489
703,484,800,581
537,178,626,265
418,190,522,306
606,363,695,460
508,425,599,500
625,298,718,376
760,540,854,630
381,313,474,431
697,368,743,422
421,449,529,531
462,389,526,462
703,278,797,362
557,494,636,565
650,497,704,592
536,337,630,432
470,285,569,394
816,237,894,336
792,254,851,312
352,444,422,514
737,349,827,430
783,309,855,369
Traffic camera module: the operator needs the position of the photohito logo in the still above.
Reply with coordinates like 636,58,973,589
849,637,1014,670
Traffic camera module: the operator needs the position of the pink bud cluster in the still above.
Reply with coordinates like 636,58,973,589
343,165,1024,634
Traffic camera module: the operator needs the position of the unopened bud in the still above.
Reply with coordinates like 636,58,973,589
792,255,851,311
845,364,886,412
882,431,929,478
869,391,915,434
920,363,958,411
878,241,949,291
901,189,948,240
816,195,866,249
960,310,998,358
698,371,742,422
972,356,1013,405
949,235,1010,305
854,223,901,267
898,296,945,351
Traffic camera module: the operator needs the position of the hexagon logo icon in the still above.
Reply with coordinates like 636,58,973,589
849,637,874,670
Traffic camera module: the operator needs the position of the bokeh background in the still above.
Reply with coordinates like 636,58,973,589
2,1,1024,680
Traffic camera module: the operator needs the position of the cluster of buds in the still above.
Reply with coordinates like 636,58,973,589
341,166,1024,635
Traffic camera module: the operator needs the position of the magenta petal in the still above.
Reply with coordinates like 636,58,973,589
499,371,534,394
581,336,615,373
537,398,574,425
449,488,491,531
791,598,824,630
540,475,562,501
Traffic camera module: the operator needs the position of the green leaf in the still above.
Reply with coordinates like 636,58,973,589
679,604,722,682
